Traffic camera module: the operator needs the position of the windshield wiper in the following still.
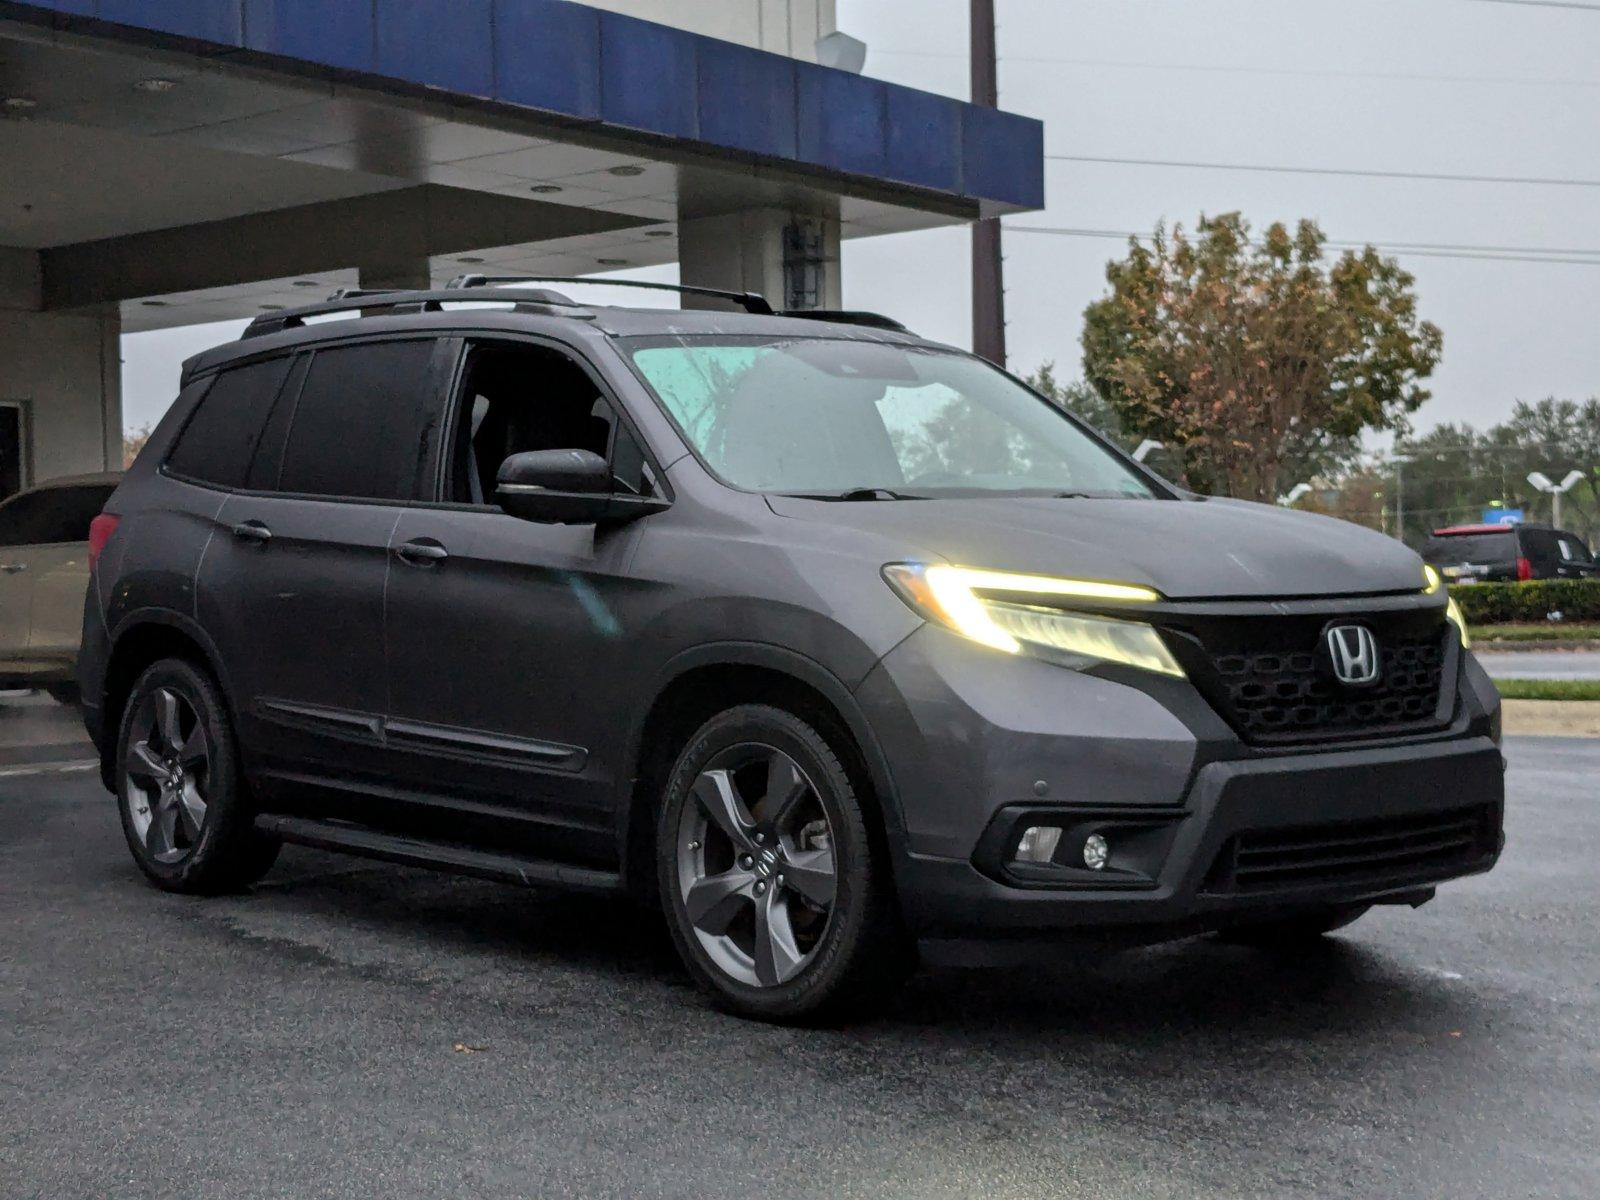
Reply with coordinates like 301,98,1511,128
790,487,927,501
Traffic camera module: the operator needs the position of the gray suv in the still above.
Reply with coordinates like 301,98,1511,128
79,280,1504,1021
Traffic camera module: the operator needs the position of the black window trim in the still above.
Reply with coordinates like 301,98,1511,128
421,330,675,514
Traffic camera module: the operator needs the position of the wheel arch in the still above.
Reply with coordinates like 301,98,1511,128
618,642,908,903
98,610,236,792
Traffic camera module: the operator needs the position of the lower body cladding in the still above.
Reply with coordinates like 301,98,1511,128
855,625,1505,945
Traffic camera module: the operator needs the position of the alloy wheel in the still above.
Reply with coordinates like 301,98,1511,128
123,687,211,865
675,743,838,988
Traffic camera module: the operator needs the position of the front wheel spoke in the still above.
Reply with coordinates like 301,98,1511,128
127,741,165,783
782,848,835,909
692,770,756,852
684,869,754,936
752,888,806,986
155,689,183,751
147,801,178,856
762,754,810,828
175,781,207,839
176,722,210,769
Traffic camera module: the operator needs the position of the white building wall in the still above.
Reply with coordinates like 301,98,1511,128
1,248,122,489
578,0,836,59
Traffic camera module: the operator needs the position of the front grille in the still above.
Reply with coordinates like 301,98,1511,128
1159,608,1455,746
1216,633,1445,740
1208,805,1499,892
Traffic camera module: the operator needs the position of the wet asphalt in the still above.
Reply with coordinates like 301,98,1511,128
2,738,1597,1199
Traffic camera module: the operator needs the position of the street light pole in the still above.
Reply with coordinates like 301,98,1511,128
1528,470,1586,530
971,0,1006,367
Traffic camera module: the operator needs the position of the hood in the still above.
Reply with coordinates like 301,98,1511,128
765,495,1426,601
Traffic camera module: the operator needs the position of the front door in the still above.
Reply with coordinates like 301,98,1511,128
381,338,661,843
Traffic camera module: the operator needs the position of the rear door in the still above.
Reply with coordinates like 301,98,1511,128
25,482,118,675
197,338,450,789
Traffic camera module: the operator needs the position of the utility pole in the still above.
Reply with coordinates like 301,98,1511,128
1394,458,1405,546
971,0,1006,366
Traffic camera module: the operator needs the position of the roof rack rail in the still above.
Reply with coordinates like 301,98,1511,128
779,309,908,332
239,287,589,339
446,274,775,315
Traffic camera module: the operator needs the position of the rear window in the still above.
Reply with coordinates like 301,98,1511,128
166,358,294,488
0,483,116,546
1422,532,1517,564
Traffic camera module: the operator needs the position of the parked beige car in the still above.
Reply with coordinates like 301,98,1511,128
0,473,120,701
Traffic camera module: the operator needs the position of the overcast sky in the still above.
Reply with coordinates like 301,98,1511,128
122,0,1600,444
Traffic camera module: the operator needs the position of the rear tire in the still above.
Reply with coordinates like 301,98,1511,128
114,657,279,894
1213,904,1370,947
657,704,912,1023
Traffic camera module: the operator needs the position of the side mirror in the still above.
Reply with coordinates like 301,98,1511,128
495,449,669,526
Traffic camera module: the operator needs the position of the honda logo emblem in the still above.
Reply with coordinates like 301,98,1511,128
1325,625,1381,687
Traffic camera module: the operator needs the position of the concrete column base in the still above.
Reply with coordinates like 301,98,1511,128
1,247,122,493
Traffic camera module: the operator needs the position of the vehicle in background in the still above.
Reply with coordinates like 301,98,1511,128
1422,523,1599,584
0,473,121,702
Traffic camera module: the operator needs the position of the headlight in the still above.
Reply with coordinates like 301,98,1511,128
1424,564,1472,649
882,563,1184,677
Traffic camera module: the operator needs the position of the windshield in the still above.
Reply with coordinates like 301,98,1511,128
621,336,1156,499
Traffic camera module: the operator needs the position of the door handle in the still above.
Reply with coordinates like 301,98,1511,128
0,562,26,574
396,539,448,566
231,520,273,545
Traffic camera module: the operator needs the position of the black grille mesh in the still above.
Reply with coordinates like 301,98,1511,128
1158,608,1454,746
1216,634,1445,740
1208,804,1498,892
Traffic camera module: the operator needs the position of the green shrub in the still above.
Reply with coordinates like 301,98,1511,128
1451,580,1600,626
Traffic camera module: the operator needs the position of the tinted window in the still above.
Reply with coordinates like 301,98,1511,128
1558,536,1592,563
1422,532,1517,564
166,358,294,487
0,484,115,547
278,340,439,501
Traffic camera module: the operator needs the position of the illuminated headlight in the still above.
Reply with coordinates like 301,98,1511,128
883,563,1184,678
1424,565,1472,649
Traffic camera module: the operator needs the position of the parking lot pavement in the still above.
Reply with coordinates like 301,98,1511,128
3,739,1597,1200
1476,649,1600,681
0,690,95,768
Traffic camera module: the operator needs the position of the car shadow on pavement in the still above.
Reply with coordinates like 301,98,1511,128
212,849,1484,1046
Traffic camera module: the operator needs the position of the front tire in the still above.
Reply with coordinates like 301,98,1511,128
657,704,910,1022
115,658,279,894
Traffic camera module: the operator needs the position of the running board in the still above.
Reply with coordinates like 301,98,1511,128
255,815,624,895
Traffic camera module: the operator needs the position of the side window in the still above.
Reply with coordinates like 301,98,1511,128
1559,536,1591,564
446,342,652,505
277,340,439,501
0,485,112,546
166,358,294,488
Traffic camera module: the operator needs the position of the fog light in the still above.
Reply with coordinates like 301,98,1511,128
1015,826,1063,864
1082,834,1109,871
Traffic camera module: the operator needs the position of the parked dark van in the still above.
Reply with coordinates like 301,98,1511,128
1422,522,1599,584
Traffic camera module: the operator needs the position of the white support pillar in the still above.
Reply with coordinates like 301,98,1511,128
1,247,122,494
677,207,841,312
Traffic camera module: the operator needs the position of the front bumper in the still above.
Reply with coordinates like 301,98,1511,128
898,735,1504,940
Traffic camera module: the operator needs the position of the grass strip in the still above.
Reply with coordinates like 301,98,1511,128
1495,679,1600,702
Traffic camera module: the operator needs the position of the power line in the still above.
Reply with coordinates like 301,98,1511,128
1468,0,1600,11
872,49,1600,89
1044,153,1600,189
1004,225,1600,267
